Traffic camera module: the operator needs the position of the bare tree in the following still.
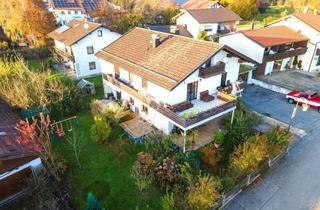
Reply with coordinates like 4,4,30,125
66,127,83,168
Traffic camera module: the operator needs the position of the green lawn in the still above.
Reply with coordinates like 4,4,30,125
239,5,294,29
51,75,162,209
54,112,162,209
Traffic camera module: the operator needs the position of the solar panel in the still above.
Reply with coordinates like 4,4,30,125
52,0,80,8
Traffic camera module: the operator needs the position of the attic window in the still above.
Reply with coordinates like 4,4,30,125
0,131,7,136
97,30,103,37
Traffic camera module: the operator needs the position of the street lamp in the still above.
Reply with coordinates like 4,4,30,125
288,98,309,132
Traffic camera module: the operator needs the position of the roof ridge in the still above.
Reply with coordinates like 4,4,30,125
136,27,223,47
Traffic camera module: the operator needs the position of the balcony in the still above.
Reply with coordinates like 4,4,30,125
53,47,74,62
103,74,237,129
199,62,225,79
263,47,308,62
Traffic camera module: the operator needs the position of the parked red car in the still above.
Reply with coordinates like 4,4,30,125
286,90,320,112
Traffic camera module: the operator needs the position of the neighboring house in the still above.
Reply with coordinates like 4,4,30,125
48,0,121,25
180,0,223,9
176,8,242,39
96,27,253,136
0,99,42,207
267,13,320,72
48,0,91,25
48,19,121,79
147,25,193,38
219,26,309,75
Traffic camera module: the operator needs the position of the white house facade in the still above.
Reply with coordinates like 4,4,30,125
267,13,320,72
176,8,241,38
97,28,251,136
220,26,309,75
48,20,121,78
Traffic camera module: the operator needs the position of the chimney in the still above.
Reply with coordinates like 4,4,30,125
84,23,89,29
151,34,160,48
170,26,179,35
314,9,318,15
303,6,309,14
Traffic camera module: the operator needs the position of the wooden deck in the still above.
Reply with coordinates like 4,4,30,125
120,117,154,139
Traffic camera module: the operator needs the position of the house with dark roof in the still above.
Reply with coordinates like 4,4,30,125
96,27,254,147
48,19,121,78
176,8,241,39
0,98,42,207
48,0,120,25
267,12,320,72
220,26,309,75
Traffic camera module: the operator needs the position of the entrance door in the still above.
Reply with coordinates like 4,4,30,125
187,81,198,101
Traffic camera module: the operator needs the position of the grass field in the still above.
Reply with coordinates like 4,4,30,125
238,5,294,29
51,75,162,209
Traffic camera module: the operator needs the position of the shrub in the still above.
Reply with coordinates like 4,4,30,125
91,116,112,144
0,47,52,60
186,175,221,209
0,57,65,109
102,103,130,125
144,133,175,162
154,156,180,190
161,192,176,210
90,99,101,116
266,126,291,155
198,31,208,41
0,41,8,50
229,134,270,180
298,60,302,69
200,144,223,169
131,168,153,192
213,129,224,146
49,79,83,117
131,152,156,192
224,102,260,148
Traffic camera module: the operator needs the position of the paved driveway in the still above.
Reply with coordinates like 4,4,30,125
223,85,320,210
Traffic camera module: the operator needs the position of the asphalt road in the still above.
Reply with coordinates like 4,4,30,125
223,85,320,210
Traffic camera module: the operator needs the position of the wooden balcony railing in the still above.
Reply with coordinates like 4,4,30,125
263,47,308,62
53,47,74,61
103,73,237,128
199,62,226,79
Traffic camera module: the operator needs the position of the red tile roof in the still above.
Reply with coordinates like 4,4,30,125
240,26,309,47
181,0,216,9
187,8,242,24
48,19,102,46
293,13,320,32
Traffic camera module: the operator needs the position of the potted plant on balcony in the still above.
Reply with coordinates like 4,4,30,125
213,129,224,148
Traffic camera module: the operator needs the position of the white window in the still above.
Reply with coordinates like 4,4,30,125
87,46,94,54
204,25,212,32
61,11,65,15
75,11,78,14
89,62,96,70
68,11,71,14
97,30,103,37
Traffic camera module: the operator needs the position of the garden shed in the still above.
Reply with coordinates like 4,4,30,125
77,79,96,95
